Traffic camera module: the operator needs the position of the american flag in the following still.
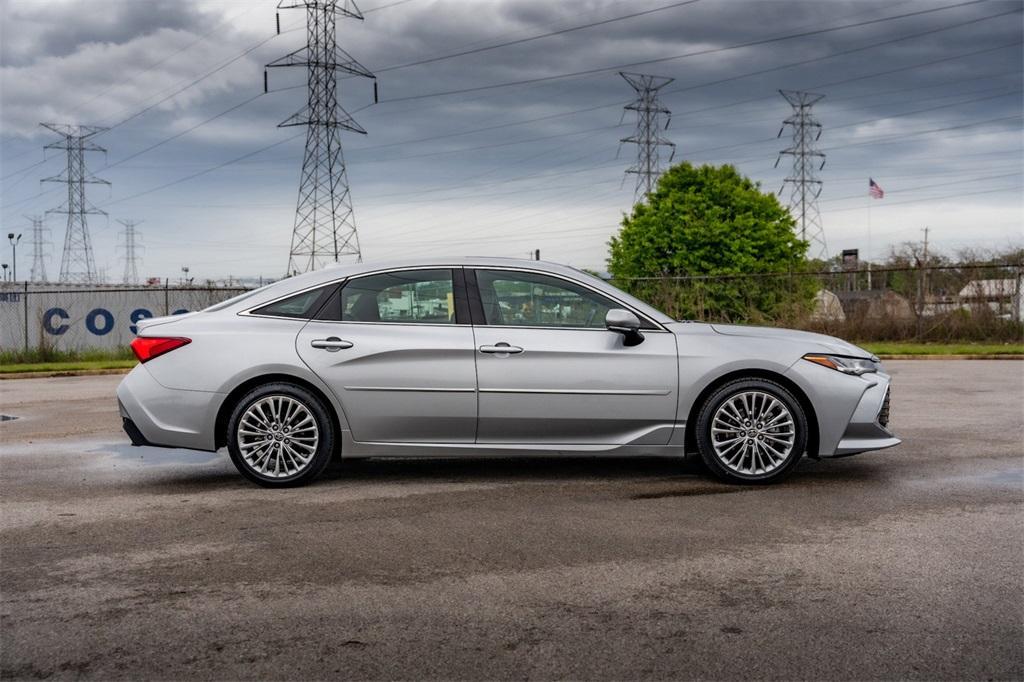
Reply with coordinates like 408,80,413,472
869,178,885,199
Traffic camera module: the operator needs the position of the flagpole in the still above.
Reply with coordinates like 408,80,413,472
867,193,872,290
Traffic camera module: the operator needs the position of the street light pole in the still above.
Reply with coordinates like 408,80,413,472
8,233,22,282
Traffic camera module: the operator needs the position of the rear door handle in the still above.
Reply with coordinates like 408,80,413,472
479,343,524,355
311,337,353,352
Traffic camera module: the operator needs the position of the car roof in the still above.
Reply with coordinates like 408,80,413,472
212,257,674,324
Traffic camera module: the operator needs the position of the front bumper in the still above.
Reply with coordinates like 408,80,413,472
116,364,225,451
832,383,900,456
786,360,900,457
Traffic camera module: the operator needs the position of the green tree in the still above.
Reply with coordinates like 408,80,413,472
608,162,811,322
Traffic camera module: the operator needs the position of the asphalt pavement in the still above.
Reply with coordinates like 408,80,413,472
1,360,1022,680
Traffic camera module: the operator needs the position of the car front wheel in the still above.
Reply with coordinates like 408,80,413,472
695,378,808,484
226,382,335,487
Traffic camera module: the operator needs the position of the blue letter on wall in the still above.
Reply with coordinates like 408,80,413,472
43,308,69,335
86,308,114,336
130,308,153,335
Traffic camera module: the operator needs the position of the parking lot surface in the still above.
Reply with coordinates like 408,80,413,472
1,360,1022,680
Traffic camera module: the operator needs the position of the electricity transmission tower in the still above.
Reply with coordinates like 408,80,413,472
619,72,675,203
118,219,143,284
41,123,110,283
26,215,50,283
266,0,376,275
775,90,827,258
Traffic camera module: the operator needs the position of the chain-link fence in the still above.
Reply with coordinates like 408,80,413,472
610,263,1023,342
2,265,1021,351
0,284,248,352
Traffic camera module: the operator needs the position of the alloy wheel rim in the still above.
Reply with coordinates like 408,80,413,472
710,390,795,476
237,396,319,478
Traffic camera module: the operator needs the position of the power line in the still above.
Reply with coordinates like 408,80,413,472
11,1,1012,220
379,0,999,103
374,0,702,73
99,131,306,210
66,4,261,120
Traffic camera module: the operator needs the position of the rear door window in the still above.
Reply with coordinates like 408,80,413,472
316,269,460,324
250,284,336,319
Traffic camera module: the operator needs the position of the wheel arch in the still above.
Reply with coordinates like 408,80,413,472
215,373,342,453
684,369,819,459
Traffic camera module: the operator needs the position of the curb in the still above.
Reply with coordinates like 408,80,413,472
0,368,134,380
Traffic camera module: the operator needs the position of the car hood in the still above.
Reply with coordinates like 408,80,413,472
708,323,873,358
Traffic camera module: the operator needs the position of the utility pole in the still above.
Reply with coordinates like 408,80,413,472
118,219,144,285
266,0,376,276
619,72,675,203
26,215,49,283
41,123,109,284
776,90,827,259
920,226,930,301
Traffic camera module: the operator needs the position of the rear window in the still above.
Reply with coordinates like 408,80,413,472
203,286,267,312
250,284,336,319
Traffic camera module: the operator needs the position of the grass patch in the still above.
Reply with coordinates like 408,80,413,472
0,347,137,374
862,342,1024,356
0,359,137,374
1,347,135,365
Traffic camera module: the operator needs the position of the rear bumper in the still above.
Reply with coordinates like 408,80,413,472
116,364,225,451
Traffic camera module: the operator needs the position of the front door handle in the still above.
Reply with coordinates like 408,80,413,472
311,337,353,352
479,343,524,355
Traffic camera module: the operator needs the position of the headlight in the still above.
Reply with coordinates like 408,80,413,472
803,354,879,375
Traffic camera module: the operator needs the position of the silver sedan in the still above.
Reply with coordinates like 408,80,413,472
117,258,899,487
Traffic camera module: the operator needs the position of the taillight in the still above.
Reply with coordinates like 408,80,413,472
130,337,191,363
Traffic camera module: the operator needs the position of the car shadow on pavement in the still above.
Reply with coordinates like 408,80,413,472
124,452,890,493
322,455,708,483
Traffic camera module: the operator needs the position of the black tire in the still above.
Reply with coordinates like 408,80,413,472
226,382,335,487
695,378,808,484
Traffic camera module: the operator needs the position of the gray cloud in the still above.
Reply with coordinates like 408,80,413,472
1,0,1020,280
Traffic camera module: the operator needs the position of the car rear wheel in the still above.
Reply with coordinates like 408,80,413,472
695,378,807,484
226,382,335,487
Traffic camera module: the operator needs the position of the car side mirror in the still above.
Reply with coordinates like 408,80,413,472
605,309,644,346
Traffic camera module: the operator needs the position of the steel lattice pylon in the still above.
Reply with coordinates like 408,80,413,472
26,215,50,283
267,0,375,276
619,72,675,203
118,219,143,285
775,90,827,259
41,123,109,284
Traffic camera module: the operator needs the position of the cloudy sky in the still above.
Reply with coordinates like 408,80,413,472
1,0,1021,281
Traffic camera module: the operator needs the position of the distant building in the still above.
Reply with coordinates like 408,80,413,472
810,289,845,322
958,278,1023,320
835,289,914,321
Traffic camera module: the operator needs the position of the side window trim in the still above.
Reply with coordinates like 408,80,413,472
464,268,487,326
467,267,660,330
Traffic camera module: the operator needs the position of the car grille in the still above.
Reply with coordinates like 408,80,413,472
877,387,891,428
